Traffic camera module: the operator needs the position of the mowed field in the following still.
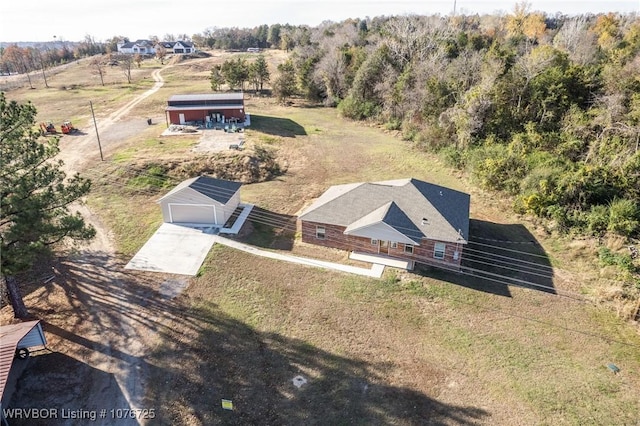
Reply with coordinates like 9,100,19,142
2,50,640,425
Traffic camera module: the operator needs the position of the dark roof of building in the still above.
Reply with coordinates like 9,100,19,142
165,104,245,112
0,321,45,403
120,40,154,49
299,178,470,244
174,40,194,47
168,93,244,103
160,176,242,204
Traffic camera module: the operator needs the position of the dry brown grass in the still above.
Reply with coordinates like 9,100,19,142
3,50,640,425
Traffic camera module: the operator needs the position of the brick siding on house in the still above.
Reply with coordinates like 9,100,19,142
300,220,464,268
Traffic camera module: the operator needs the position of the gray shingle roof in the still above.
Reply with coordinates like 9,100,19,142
299,178,470,243
160,176,241,204
189,176,241,203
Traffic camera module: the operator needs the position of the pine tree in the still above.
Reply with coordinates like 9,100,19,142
249,55,270,92
210,65,224,91
273,59,297,104
0,92,95,318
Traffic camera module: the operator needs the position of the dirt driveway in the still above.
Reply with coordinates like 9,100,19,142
2,66,184,425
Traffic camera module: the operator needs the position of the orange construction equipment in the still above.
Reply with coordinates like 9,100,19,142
40,121,56,134
60,121,77,134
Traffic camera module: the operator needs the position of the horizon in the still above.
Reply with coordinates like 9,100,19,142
1,0,638,44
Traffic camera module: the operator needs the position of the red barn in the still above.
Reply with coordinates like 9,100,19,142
165,93,246,126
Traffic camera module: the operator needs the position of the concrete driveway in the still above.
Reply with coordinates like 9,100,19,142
125,223,217,275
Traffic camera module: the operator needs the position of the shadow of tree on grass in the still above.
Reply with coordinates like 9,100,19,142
8,252,490,425
249,115,307,138
414,219,556,298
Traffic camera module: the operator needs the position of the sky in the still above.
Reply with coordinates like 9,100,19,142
0,0,638,43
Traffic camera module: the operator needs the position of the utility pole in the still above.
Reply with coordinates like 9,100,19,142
90,101,104,161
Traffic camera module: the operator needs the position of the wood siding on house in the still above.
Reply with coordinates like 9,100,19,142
301,220,463,268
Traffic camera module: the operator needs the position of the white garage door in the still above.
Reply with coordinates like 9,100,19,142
169,203,217,224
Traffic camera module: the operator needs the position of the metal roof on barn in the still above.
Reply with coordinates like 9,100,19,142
0,320,47,403
168,93,244,103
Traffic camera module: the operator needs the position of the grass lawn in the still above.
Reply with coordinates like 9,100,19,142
4,51,640,425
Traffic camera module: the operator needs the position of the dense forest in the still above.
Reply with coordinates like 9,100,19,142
266,8,640,244
2,5,638,292
189,9,639,243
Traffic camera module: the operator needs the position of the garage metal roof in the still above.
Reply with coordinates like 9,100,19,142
0,320,47,403
168,93,244,102
159,176,242,204
165,104,243,111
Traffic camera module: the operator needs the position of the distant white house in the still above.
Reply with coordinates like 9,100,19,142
117,39,156,55
168,41,194,54
117,39,195,55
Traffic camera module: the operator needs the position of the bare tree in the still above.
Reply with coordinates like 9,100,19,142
553,17,598,65
156,44,167,65
133,53,143,68
383,15,453,65
4,45,34,89
32,48,50,88
113,54,133,83
314,47,347,105
513,45,560,112
90,56,108,86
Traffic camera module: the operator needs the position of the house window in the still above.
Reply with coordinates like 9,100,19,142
434,242,446,260
404,244,414,254
316,226,326,240
371,239,378,245
391,242,397,249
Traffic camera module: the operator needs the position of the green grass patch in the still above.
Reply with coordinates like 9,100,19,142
87,191,162,255
48,59,640,424
126,163,173,190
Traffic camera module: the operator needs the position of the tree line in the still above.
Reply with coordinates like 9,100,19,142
210,55,270,92
268,7,640,241
192,24,309,51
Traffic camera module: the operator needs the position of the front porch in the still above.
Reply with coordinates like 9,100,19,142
349,252,414,270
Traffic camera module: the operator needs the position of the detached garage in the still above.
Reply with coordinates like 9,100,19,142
158,176,242,226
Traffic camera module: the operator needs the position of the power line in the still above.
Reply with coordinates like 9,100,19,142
462,246,554,271
83,166,584,299
440,289,640,348
77,167,640,348
467,239,551,259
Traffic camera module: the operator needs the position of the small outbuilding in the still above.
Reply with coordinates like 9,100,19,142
165,93,246,126
1,320,47,418
158,176,242,226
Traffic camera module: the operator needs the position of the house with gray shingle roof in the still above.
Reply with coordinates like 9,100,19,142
117,39,156,55
298,178,470,269
117,40,195,55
